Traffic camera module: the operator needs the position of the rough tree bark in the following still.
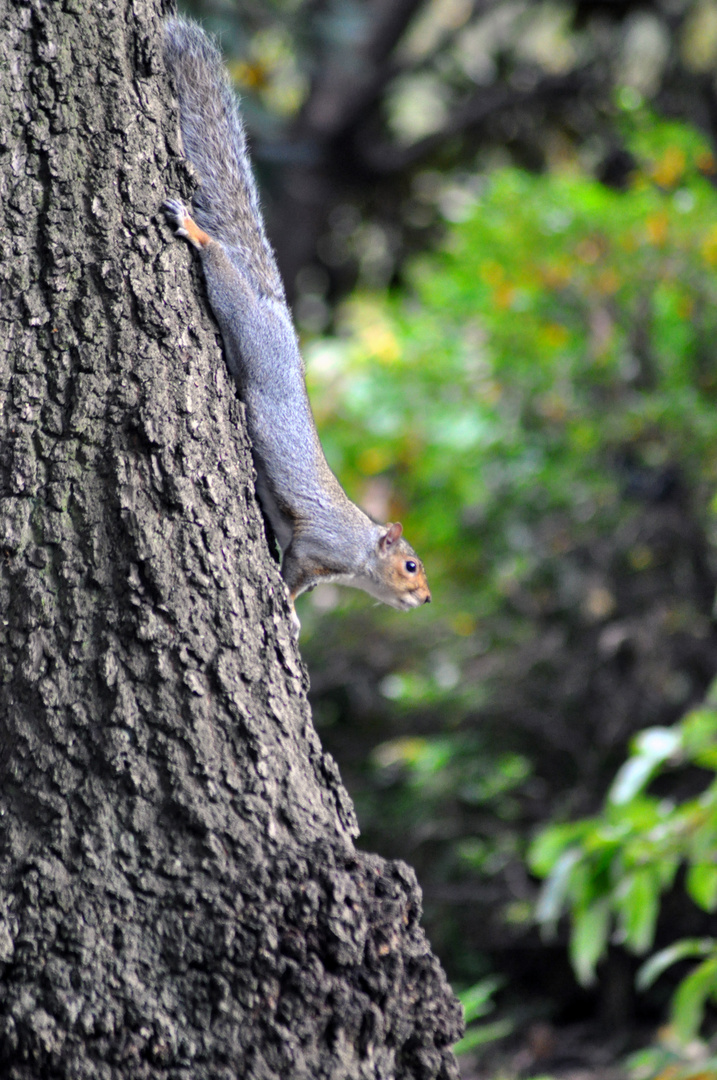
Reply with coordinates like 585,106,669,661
0,1,462,1077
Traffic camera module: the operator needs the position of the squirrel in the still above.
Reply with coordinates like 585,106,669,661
162,18,430,636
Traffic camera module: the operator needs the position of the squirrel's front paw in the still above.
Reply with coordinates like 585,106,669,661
162,198,211,250
162,198,191,237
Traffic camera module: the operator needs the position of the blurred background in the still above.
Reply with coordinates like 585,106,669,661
176,2,717,1076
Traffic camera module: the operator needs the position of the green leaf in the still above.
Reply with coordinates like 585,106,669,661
570,900,610,986
655,852,680,891
609,728,680,805
637,938,716,991
609,759,658,806
534,847,582,931
679,707,717,759
671,954,717,1043
618,869,660,954
458,976,502,1024
452,1018,513,1056
686,864,717,912
529,825,575,877
635,727,682,759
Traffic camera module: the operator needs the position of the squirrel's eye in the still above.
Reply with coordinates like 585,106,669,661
405,560,417,574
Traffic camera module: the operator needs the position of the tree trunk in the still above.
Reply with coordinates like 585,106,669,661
0,0,462,1077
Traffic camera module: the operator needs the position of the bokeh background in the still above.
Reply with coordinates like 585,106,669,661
175,2,717,1075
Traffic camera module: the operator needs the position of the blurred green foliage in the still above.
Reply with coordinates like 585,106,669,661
453,976,513,1057
532,683,717,1072
178,0,717,313
303,107,717,639
300,106,717,1062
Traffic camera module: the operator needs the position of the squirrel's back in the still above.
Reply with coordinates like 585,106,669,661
162,19,432,626
164,18,284,300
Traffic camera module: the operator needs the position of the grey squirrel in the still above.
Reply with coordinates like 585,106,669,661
162,18,430,635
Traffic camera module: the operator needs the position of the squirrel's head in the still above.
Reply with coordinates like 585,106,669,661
373,522,431,610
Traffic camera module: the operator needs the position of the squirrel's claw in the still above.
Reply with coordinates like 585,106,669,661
162,198,192,244
162,197,188,227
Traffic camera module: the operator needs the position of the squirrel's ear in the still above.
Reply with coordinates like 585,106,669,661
379,522,403,551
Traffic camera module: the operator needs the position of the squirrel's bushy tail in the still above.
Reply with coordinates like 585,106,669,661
164,18,284,299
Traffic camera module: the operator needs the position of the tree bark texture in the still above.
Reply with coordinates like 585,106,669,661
0,1,462,1077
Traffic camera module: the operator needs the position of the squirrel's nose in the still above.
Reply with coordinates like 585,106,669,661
424,593,431,604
